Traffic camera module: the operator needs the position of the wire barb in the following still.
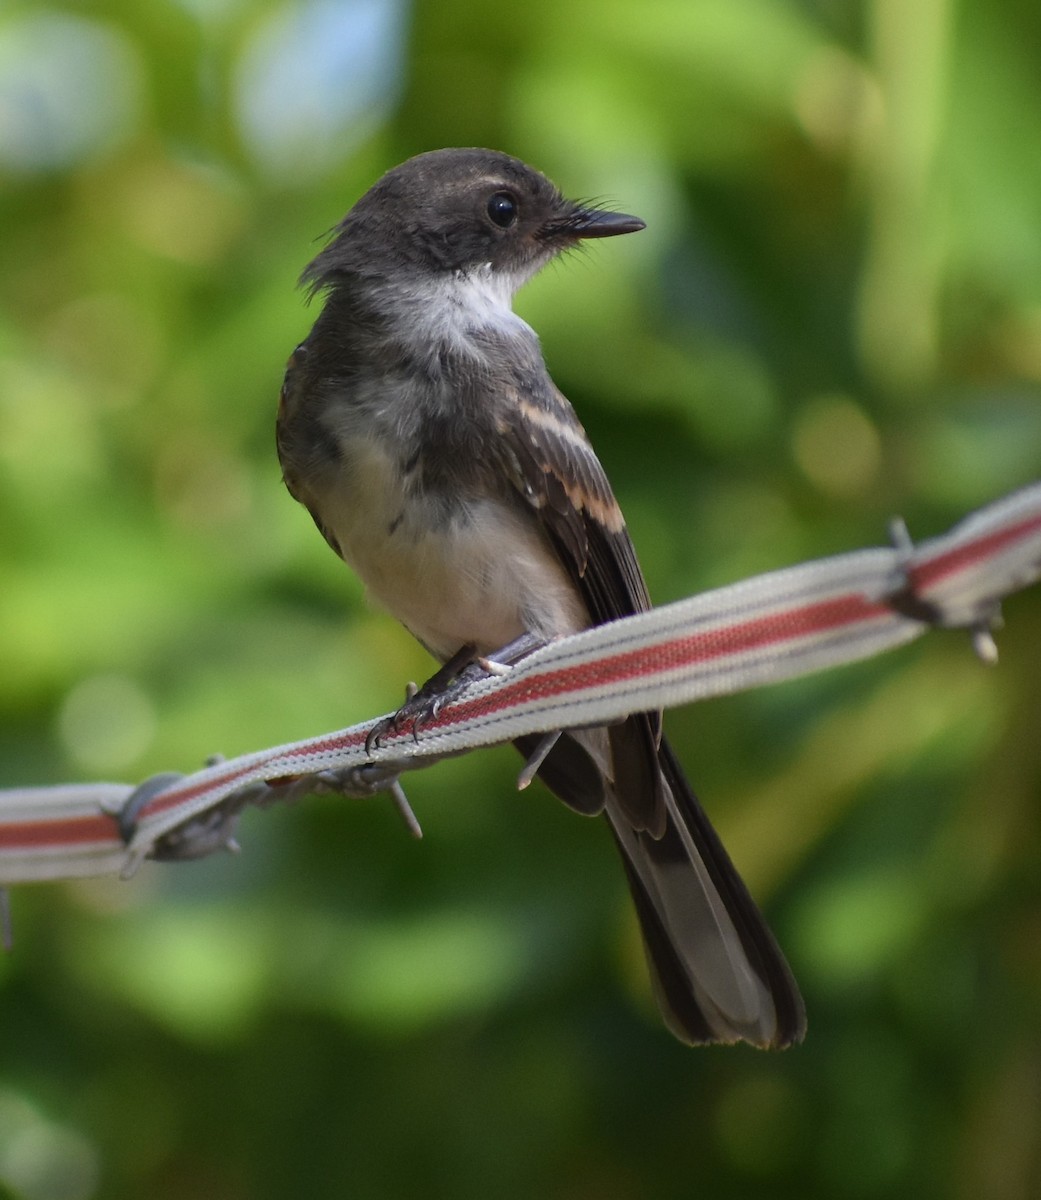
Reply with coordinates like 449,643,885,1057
884,517,945,626
886,514,1009,661
389,781,423,838
116,772,187,844
516,731,562,790
319,766,422,836
970,621,1000,665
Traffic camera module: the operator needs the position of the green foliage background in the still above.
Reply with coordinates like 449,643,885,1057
2,1,1040,1196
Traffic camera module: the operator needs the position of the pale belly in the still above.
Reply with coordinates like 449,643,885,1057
315,437,588,661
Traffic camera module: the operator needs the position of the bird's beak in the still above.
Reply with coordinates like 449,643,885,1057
570,207,646,238
541,205,646,241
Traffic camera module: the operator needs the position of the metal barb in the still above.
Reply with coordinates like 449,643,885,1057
888,515,915,556
292,764,423,837
971,622,1000,665
116,772,187,844
119,848,149,881
389,781,423,839
884,515,946,626
150,806,243,861
516,731,561,790
887,514,1009,655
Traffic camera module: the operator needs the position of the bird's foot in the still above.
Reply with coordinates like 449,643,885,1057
365,643,481,753
364,632,548,754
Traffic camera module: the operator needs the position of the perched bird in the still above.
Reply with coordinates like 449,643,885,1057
277,148,805,1047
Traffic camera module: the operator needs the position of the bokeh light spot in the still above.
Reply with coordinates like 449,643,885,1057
234,0,406,180
792,393,882,496
118,160,248,265
0,12,142,172
57,674,157,773
0,1089,100,1200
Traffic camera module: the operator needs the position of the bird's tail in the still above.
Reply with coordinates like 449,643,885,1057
515,725,805,1047
606,737,805,1047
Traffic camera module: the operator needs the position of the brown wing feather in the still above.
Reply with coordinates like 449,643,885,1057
495,379,648,619
495,379,665,834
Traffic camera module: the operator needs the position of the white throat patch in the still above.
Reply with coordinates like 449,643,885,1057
380,263,538,361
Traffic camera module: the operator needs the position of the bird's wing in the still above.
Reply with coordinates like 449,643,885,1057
494,377,649,621
494,375,805,1047
276,341,351,559
492,376,667,835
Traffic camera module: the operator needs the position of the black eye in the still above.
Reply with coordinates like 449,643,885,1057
487,191,518,228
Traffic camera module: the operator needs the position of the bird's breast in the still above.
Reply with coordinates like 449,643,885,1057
314,433,587,661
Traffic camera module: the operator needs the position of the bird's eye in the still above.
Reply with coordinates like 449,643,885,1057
487,191,518,228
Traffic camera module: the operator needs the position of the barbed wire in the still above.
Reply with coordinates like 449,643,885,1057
1,482,1039,895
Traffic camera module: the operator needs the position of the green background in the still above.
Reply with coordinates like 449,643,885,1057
2,0,1040,1196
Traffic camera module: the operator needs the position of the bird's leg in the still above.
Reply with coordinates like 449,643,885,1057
366,642,477,753
366,632,547,753
407,642,482,705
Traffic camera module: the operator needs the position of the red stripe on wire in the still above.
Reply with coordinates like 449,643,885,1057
451,591,889,723
0,815,119,850
916,513,1041,590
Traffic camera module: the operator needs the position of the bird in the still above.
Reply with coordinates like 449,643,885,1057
276,147,805,1047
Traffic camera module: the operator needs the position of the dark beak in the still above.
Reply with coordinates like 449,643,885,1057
571,207,646,238
541,205,646,241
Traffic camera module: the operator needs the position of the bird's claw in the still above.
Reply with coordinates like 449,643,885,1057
365,688,453,754
363,634,545,756
365,643,485,754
